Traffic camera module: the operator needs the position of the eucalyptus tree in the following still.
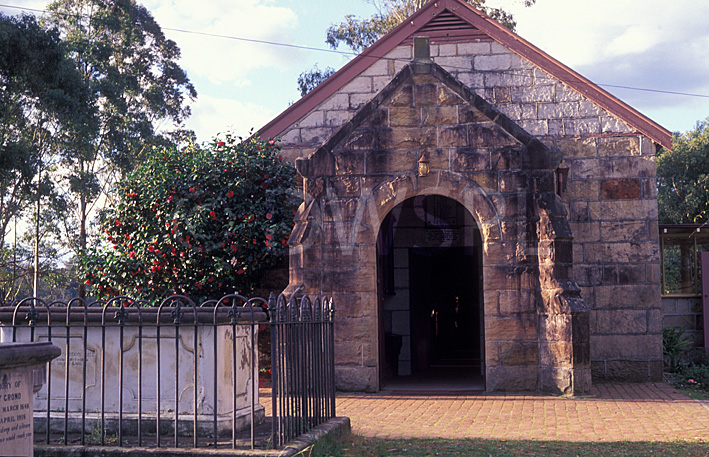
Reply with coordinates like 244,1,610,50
657,119,709,224
0,12,92,300
42,0,197,295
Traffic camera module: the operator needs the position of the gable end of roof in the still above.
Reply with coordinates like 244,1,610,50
259,0,672,150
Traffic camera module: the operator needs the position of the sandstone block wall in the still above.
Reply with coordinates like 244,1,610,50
275,39,662,388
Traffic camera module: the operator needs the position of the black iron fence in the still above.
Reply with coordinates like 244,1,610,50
0,293,335,451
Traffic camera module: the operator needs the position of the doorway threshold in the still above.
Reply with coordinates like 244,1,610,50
381,371,484,396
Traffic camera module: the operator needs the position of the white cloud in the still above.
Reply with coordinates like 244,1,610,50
184,94,277,143
143,0,301,86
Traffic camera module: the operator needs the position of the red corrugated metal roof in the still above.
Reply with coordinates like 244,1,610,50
258,0,672,150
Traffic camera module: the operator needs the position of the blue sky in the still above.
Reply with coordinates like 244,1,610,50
8,0,709,143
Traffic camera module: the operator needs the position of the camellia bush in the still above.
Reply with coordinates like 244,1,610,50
80,135,298,303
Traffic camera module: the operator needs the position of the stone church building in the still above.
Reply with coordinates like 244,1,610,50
259,0,672,394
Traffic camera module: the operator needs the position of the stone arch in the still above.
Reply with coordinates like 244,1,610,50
353,172,500,246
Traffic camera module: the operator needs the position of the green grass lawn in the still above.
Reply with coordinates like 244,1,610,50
309,435,709,457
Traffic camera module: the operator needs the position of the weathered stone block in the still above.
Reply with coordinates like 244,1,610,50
510,85,554,103
388,85,413,107
539,341,573,366
325,110,353,127
597,136,641,157
641,178,657,198
332,177,362,198
499,171,525,193
584,241,658,264
422,106,458,125
596,284,660,309
335,366,377,392
602,264,646,284
341,76,372,94
334,151,364,175
469,123,518,148
414,83,437,106
460,107,491,123
500,342,538,366
574,265,603,287
389,107,420,127
538,102,579,119
473,54,512,71
590,334,662,360
457,41,491,55
601,179,641,199
591,309,648,334
604,360,652,382
499,289,536,315
439,125,467,147
486,316,537,342
335,341,363,365
438,85,461,105
486,366,538,391
324,269,376,293
563,118,601,135
380,126,437,149
334,317,376,342
453,147,490,172
556,137,598,159
599,221,649,242
588,200,658,220
329,293,363,318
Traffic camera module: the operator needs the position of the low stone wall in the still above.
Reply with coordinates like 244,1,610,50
661,296,705,347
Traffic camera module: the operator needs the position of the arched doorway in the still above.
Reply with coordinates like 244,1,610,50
377,195,484,392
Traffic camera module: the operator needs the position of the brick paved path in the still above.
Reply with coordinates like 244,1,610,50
333,383,708,442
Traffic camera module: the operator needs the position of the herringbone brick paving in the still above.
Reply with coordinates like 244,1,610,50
332,383,709,442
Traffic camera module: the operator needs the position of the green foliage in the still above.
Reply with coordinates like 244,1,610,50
672,363,709,393
657,118,709,224
663,326,693,371
79,136,298,303
297,65,336,96
0,12,90,242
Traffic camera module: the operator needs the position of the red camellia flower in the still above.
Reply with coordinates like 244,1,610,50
129,251,135,258
265,234,273,240
217,141,225,147
226,191,234,198
85,279,92,285
210,211,216,220
266,213,273,220
115,220,122,227
189,187,195,192
167,195,173,202
237,268,245,275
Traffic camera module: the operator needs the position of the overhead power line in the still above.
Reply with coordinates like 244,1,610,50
2,2,709,99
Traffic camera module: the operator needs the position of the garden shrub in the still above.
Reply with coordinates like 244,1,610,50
80,135,298,303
